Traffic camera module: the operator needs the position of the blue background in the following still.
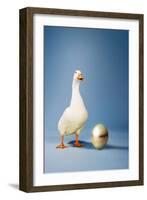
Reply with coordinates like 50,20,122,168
44,26,129,173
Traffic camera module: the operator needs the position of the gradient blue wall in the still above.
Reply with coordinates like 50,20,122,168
44,26,128,139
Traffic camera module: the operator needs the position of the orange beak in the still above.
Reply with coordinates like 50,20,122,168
77,74,84,80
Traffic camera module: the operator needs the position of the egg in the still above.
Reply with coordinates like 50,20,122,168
91,124,108,149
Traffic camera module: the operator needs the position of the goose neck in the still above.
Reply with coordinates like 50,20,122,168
70,80,82,106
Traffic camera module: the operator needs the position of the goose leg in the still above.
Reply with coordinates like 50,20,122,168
56,135,68,149
73,133,84,147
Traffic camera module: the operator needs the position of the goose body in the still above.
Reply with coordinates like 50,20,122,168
58,98,88,136
57,70,88,148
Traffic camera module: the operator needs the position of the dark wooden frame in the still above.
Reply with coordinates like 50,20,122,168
19,7,144,192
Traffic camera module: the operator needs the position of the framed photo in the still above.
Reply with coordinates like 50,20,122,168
19,7,144,192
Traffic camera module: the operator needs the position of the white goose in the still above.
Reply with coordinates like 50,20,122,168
56,70,88,149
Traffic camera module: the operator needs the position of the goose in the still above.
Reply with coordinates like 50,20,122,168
56,70,88,149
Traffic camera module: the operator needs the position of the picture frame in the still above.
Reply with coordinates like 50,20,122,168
19,7,144,192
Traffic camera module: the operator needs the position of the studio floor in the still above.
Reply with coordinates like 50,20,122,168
44,130,128,173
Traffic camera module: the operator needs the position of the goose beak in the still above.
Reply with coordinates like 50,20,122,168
77,74,84,80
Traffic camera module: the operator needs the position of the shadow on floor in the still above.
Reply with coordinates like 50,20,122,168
68,140,128,150
8,183,19,190
106,144,128,150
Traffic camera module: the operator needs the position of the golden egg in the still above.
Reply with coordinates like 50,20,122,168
91,124,108,149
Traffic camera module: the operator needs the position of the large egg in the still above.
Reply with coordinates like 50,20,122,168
91,124,108,149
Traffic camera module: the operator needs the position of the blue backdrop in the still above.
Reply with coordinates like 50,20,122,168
44,26,128,136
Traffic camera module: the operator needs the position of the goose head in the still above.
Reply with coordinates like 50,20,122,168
73,70,84,81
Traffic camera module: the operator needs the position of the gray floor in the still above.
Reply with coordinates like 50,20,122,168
44,130,128,173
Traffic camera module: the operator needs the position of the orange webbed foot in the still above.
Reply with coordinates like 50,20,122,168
73,142,84,147
56,143,68,149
